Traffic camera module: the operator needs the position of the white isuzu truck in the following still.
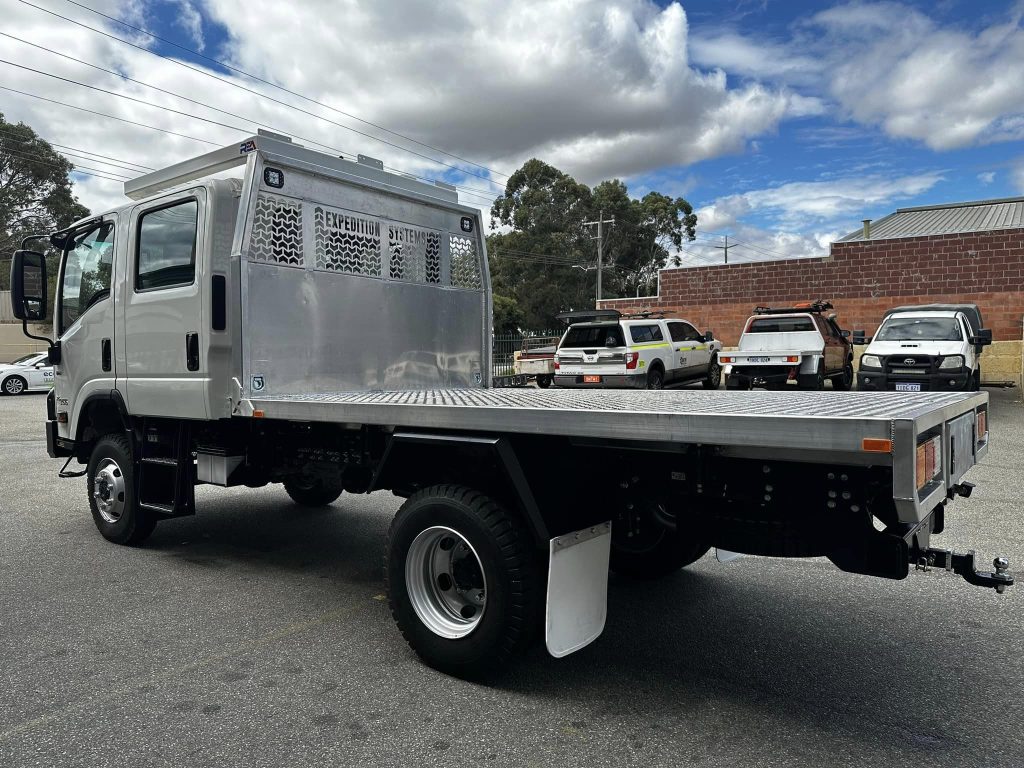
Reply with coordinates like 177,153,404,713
9,133,1013,676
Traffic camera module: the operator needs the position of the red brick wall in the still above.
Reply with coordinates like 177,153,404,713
598,228,1024,346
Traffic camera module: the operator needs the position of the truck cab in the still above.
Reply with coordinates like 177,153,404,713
856,304,992,392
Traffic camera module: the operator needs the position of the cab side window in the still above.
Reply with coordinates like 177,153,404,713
668,322,687,342
136,199,198,291
681,322,702,341
59,222,115,334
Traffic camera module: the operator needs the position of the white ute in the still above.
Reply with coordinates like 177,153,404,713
553,310,723,390
856,304,991,392
723,302,854,391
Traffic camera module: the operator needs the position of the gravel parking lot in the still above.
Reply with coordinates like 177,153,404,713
1,389,1022,767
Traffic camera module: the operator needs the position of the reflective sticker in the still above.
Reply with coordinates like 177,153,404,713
251,375,265,392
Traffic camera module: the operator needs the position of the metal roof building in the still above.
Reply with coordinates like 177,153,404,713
839,196,1024,242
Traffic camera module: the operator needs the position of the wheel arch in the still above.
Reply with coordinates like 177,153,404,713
74,390,131,461
371,432,550,548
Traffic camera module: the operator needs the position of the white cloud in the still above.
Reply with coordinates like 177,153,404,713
978,171,996,185
693,1,1024,152
1013,159,1024,194
0,0,824,217
672,169,944,266
170,0,205,52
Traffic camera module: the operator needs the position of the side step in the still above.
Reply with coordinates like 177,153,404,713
136,419,195,518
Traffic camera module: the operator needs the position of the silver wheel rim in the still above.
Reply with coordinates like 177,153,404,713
405,526,487,639
93,458,126,523
4,378,23,394
709,362,721,385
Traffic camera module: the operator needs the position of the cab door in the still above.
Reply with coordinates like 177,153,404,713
53,219,119,440
121,190,207,419
668,321,710,380
816,316,844,374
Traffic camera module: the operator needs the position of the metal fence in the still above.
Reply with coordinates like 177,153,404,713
492,331,560,381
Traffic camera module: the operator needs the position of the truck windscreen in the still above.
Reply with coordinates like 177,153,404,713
876,317,962,342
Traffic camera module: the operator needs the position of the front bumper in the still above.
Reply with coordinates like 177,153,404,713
553,373,647,389
858,369,970,391
46,420,74,458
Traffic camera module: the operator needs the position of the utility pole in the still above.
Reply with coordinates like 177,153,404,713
583,209,615,302
714,235,730,264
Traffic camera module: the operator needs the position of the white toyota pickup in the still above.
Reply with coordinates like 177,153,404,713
855,304,992,392
723,302,855,390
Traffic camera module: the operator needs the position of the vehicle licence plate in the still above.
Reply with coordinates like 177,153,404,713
895,383,921,392
583,375,602,383
747,356,770,363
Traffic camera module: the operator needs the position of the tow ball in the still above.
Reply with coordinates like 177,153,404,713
914,548,1014,594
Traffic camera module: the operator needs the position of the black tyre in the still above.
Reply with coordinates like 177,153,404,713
646,367,664,390
798,363,825,390
284,476,344,506
2,375,27,395
536,375,552,389
87,434,157,545
611,500,710,579
970,368,981,391
833,361,854,391
385,485,541,677
702,355,722,390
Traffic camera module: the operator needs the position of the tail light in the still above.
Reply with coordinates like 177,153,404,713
784,356,799,363
916,435,942,491
625,352,639,370
720,356,734,363
553,358,560,371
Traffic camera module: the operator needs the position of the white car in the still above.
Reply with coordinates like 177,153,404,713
1,352,55,395
553,310,723,389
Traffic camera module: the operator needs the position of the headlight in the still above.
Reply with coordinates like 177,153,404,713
860,355,882,368
939,355,964,370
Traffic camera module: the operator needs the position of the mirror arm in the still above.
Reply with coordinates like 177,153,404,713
21,317,53,346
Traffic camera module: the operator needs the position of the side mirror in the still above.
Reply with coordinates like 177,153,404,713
10,250,47,322
970,329,993,347
852,330,871,345
703,331,715,342
841,330,851,339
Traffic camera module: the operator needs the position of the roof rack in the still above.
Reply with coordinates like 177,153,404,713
555,309,621,324
622,311,666,319
753,301,833,316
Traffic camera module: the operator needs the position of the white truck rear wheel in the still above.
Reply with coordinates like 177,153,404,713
385,485,541,677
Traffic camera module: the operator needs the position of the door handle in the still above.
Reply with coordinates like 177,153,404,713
186,333,199,371
101,338,111,372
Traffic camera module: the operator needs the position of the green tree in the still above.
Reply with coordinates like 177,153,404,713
0,114,90,304
487,160,697,330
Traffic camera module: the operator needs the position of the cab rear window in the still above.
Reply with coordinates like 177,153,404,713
560,325,624,348
629,325,664,344
747,317,815,333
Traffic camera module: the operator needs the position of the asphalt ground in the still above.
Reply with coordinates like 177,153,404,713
1,389,1022,768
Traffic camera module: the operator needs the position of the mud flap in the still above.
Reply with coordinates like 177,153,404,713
545,521,612,658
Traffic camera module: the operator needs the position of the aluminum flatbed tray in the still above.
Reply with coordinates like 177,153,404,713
247,389,987,457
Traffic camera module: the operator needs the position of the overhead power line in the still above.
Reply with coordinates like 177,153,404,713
18,0,508,189
0,125,153,171
1,146,129,182
0,82,498,206
59,0,510,181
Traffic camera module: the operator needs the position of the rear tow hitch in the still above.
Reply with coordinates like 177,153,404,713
914,548,1014,593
